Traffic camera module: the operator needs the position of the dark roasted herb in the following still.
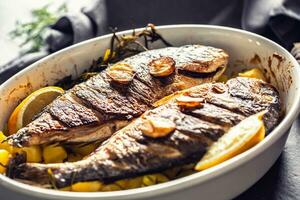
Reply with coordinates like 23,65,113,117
106,24,172,63
5,153,26,178
55,24,172,90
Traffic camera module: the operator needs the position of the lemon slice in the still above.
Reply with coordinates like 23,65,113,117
195,111,266,171
8,86,64,134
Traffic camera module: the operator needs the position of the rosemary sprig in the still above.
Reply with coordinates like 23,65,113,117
9,3,67,53
106,24,172,63
55,24,172,90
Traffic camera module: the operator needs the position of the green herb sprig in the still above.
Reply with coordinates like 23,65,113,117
10,3,67,53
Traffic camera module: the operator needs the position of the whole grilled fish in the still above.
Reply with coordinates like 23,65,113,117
8,45,228,147
9,77,281,188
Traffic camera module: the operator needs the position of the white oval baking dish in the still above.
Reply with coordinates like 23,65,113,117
0,25,299,200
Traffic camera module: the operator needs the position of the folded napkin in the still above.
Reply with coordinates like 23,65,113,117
1,0,300,83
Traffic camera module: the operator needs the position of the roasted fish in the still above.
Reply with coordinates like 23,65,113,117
9,77,281,188
8,45,228,147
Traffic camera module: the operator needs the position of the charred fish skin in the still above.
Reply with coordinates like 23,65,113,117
10,78,281,188
8,45,229,147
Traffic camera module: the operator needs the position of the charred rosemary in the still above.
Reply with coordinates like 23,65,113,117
56,24,172,90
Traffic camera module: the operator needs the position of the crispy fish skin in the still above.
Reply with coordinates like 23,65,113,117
8,45,228,147
9,77,281,188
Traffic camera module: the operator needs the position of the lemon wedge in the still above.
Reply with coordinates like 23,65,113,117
195,111,266,171
8,86,64,134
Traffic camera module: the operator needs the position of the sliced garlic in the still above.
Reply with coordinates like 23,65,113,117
107,63,135,84
148,56,175,77
176,95,204,109
211,84,226,94
140,116,176,138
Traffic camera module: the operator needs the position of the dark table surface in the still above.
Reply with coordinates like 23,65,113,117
1,1,300,199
